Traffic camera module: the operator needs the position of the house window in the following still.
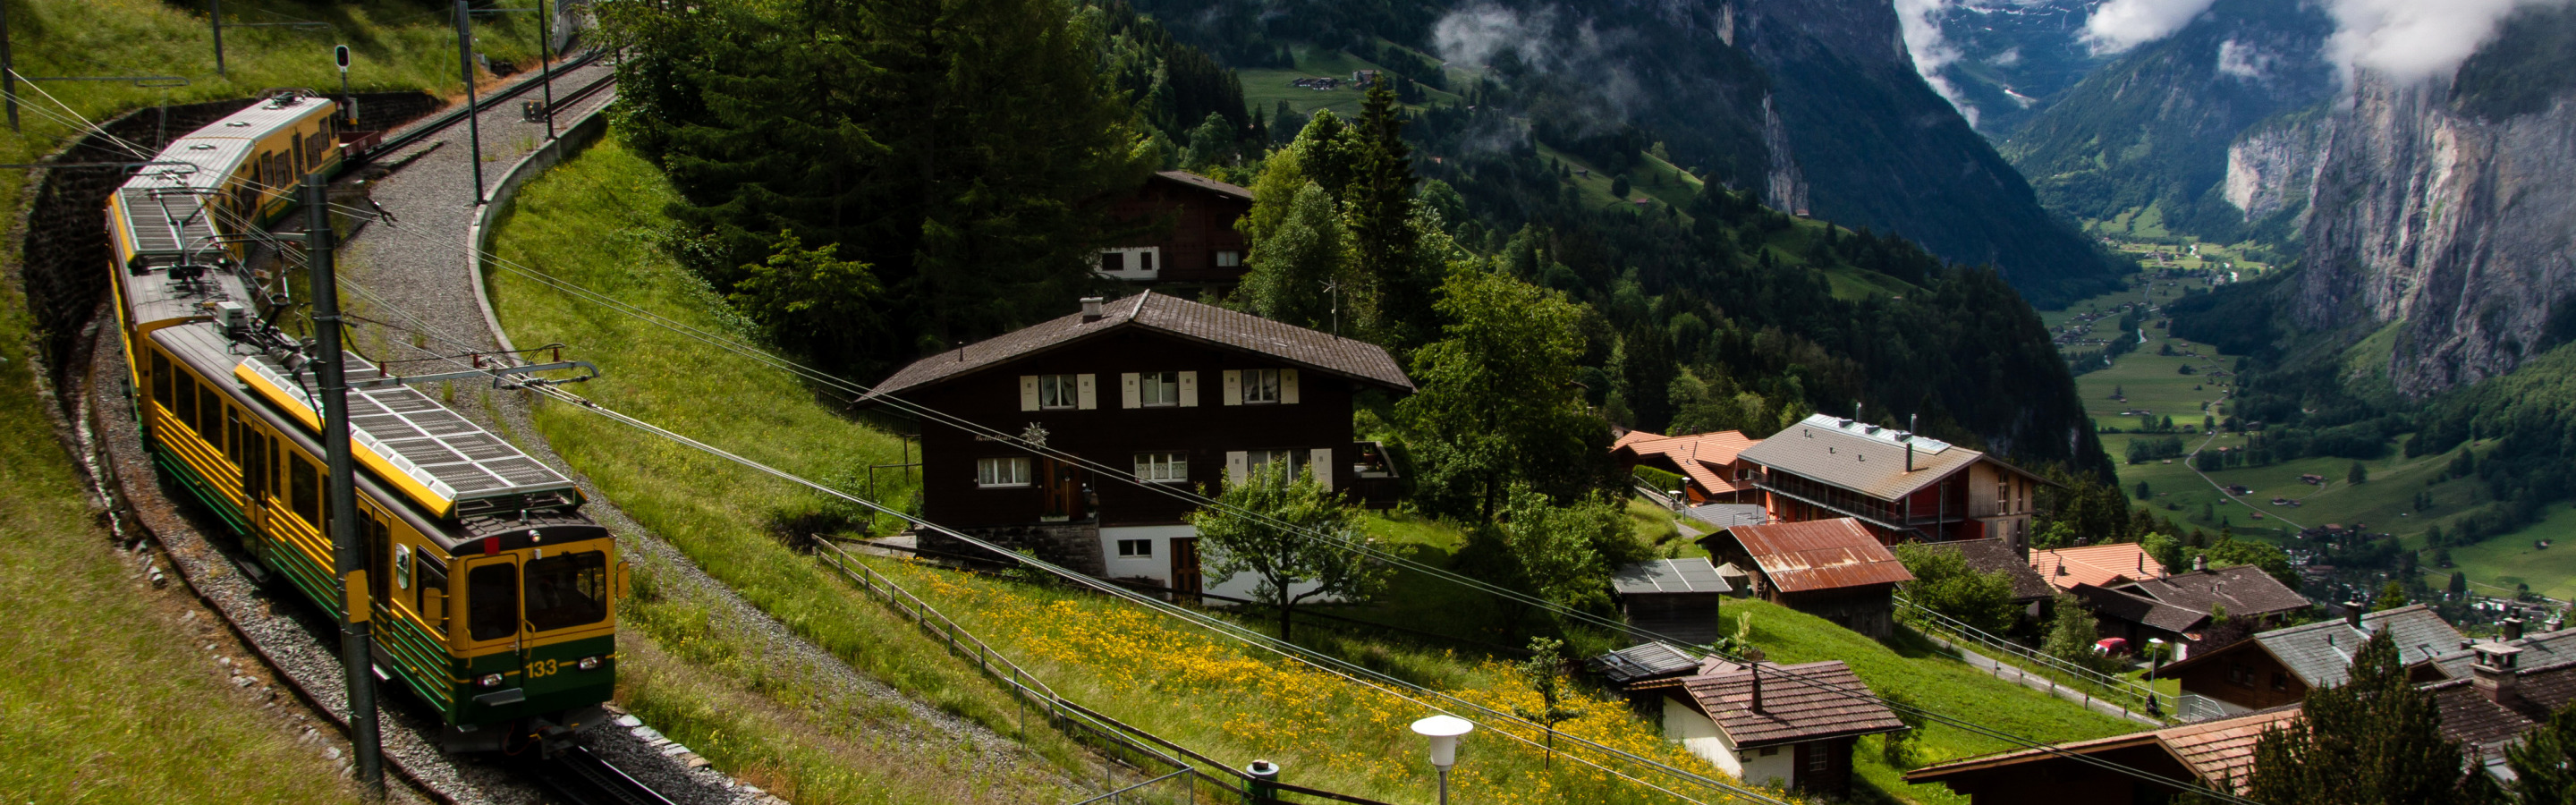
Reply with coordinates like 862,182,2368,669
2271,672,2288,691
977,457,1031,487
1806,743,1827,775
1099,252,1123,273
1135,452,1188,483
1245,449,1299,479
1038,374,1079,409
1242,369,1283,403
1116,538,1154,557
1216,250,1242,267
1140,371,1181,406
2230,663,2254,687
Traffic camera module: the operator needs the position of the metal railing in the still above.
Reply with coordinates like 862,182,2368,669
1892,594,2175,723
809,536,1394,805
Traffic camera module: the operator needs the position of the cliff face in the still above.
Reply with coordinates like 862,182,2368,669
2293,71,2576,395
2221,111,2333,227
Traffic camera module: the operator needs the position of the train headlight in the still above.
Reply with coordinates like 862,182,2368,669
478,673,505,688
577,656,603,671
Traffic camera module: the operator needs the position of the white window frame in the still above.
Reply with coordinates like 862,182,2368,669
1135,452,1189,483
1038,374,1079,410
1215,250,1242,267
1116,538,1154,558
1244,448,1297,479
1242,369,1283,404
1139,371,1181,407
977,457,1032,487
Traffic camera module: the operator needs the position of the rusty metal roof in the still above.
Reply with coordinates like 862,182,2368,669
1720,518,1914,593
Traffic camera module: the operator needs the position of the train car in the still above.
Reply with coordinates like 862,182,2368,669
102,91,623,753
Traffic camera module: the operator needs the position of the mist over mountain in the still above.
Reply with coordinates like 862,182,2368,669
1899,0,2109,138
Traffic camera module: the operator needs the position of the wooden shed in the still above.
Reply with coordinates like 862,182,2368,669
1613,558,1735,644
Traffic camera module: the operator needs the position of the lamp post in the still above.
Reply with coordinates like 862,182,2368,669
1411,715,1475,805
2147,638,2168,718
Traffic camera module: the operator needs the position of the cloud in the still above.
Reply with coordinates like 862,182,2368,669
1894,0,1981,127
1431,4,1645,136
2080,0,2218,55
1991,47,2023,67
1430,4,1560,70
2216,39,2271,79
2321,0,2565,85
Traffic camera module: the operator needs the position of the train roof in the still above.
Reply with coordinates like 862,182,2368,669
112,95,333,266
233,352,582,520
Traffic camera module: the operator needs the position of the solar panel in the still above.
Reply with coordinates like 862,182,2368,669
238,352,577,515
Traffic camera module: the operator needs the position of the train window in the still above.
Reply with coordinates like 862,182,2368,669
175,375,199,433
224,408,247,468
394,545,412,590
467,563,518,641
291,455,321,527
150,350,174,409
523,552,609,631
197,384,223,446
291,133,305,175
417,553,449,635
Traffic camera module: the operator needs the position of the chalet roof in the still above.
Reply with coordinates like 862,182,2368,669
2073,581,2209,633
1150,170,1253,200
1613,558,1734,596
1736,413,2046,502
864,291,1413,402
2029,543,2167,592
1590,642,1704,686
2120,565,2309,620
1679,660,1907,748
1919,538,2055,602
1715,519,1914,593
2434,628,2576,679
2426,659,2576,751
1904,707,2300,793
2162,605,2465,685
1682,504,1768,530
1613,430,1757,495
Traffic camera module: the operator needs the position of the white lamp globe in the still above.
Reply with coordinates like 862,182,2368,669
1411,715,1476,768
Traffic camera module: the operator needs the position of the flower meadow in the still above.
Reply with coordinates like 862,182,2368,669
875,560,1799,805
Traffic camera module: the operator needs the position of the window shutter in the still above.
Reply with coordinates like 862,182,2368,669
1226,451,1248,485
1020,376,1039,411
1222,370,1242,405
1077,374,1097,410
1121,373,1140,409
1178,371,1199,407
1309,448,1333,490
1281,369,1301,404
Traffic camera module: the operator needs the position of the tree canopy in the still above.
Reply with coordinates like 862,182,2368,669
1185,462,1386,642
2245,629,2481,805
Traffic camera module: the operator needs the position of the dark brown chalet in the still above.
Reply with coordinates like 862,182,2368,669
1097,171,1253,288
860,292,1412,597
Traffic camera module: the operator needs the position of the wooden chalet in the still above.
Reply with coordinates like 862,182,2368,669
1735,414,2051,546
1699,518,1914,638
2151,604,2460,717
1611,429,1758,504
1097,171,1254,288
1656,659,1906,795
1904,707,2298,805
2070,564,2309,661
860,292,1412,597
1612,558,1734,644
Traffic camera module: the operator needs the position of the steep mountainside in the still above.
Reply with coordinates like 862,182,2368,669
2292,4,2576,395
2004,0,2335,243
1915,0,2108,139
1134,0,2126,306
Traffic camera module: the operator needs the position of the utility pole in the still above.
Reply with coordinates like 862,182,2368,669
453,0,485,204
209,0,225,77
536,0,554,140
1,0,16,131
307,174,385,797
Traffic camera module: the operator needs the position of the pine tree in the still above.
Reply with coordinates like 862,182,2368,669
2246,629,2479,805
1346,79,1436,349
2508,704,2576,804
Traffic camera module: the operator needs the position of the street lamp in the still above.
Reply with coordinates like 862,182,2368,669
2146,638,2168,717
1411,715,1475,805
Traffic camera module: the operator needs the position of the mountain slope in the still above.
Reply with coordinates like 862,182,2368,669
2003,0,2336,244
1916,0,2110,139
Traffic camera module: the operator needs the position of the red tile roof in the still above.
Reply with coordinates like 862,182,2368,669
2030,543,2165,591
1680,660,1907,747
1721,519,1914,593
1905,707,2300,793
1613,430,1758,495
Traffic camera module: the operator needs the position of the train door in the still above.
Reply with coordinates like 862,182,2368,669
460,554,522,683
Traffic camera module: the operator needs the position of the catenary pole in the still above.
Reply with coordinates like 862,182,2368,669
208,0,225,76
308,173,385,797
453,0,485,204
536,0,553,140
1,0,16,131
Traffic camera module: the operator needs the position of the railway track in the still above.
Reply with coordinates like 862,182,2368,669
363,49,613,159
522,745,682,805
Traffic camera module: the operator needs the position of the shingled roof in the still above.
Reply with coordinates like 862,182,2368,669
862,291,1413,402
1679,660,1907,748
2158,605,2464,685
2121,565,2309,620
1904,707,2301,794
1151,170,1253,200
1919,538,2055,602
1715,519,1915,593
1736,413,2046,502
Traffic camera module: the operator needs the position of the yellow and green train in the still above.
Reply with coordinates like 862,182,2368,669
103,92,623,752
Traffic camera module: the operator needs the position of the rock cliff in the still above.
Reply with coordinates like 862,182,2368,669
2220,110,2333,228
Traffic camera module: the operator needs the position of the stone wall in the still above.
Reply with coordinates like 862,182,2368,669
918,523,1106,578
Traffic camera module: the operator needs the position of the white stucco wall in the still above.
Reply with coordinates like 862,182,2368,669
1662,697,1799,789
1097,524,1331,603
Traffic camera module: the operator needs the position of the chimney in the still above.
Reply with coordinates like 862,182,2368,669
2192,555,2207,572
2345,602,2365,629
2472,642,2525,707
1747,663,1763,714
1905,414,1918,471
2504,616,2527,641
1080,297,1106,322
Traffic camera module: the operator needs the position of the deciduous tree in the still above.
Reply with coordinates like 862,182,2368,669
1187,462,1386,642
1398,269,1614,520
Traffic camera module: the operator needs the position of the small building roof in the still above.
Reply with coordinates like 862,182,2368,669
1679,660,1907,748
1735,413,2047,502
2434,628,2576,678
1918,538,2055,602
1613,558,1735,596
1149,170,1253,200
2120,565,2309,620
1904,707,2300,794
1613,430,1758,495
2162,605,2465,685
1590,642,1705,686
1682,504,1768,530
1715,519,1914,593
2425,659,2576,753
2030,542,2166,592
864,291,1413,402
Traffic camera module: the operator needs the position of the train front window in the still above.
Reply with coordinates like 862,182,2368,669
524,551,609,631
467,563,517,641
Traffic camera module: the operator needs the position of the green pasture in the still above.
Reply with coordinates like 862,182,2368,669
2431,504,2576,601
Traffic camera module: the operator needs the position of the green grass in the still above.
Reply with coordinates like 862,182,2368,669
488,138,1089,802
2428,503,2576,600
1239,43,1462,123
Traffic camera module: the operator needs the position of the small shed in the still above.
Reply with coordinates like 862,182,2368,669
1699,518,1914,638
1589,641,1706,713
1613,558,1735,644
1662,659,1907,795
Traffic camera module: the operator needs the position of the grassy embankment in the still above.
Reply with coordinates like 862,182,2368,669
490,136,2133,804
0,1,555,801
